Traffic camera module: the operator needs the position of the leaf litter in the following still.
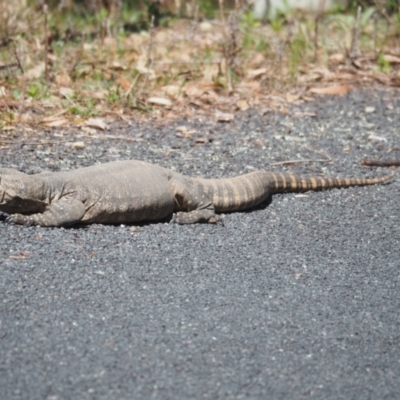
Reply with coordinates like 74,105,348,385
0,3,399,139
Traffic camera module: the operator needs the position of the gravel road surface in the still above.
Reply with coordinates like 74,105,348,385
1,89,399,399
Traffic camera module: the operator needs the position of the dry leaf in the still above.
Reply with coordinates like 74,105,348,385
91,90,108,100
8,250,29,260
162,85,181,98
119,76,131,91
286,94,300,103
147,97,172,107
236,99,249,111
247,68,268,79
25,62,45,79
81,126,97,135
309,67,335,79
382,54,400,64
335,72,357,80
1,125,17,131
70,141,85,149
136,66,156,79
351,59,363,69
292,111,316,118
85,118,108,130
215,111,234,122
41,117,68,127
368,135,387,142
199,21,213,31
185,86,205,98
59,87,74,98
56,71,72,87
329,53,345,63
176,126,196,138
110,61,127,70
239,81,260,92
104,37,117,47
251,53,266,67
309,85,350,95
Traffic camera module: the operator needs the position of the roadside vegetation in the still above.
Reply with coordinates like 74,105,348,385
0,0,399,129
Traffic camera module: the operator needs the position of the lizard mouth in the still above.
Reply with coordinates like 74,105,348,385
0,195,47,214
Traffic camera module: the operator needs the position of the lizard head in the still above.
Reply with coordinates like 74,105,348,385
0,168,47,214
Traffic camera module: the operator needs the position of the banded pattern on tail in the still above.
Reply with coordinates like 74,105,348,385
269,172,396,193
193,171,276,212
192,170,395,213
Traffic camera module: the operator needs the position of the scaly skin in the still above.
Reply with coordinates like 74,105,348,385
0,160,395,227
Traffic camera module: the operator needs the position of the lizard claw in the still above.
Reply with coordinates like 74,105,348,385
5,214,34,226
209,215,225,226
0,212,10,222
207,215,221,224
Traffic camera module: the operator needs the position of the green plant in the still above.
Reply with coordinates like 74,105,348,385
377,53,391,72
107,88,121,104
27,83,46,99
198,0,217,19
288,34,308,77
70,100,97,117
270,17,286,32
0,110,14,126
240,11,260,29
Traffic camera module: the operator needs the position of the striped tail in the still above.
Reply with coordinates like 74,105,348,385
192,170,395,213
270,171,395,193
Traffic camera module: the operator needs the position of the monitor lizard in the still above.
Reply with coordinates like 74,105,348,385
0,160,395,227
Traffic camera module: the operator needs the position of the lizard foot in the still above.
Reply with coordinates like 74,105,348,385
6,214,35,226
172,211,222,225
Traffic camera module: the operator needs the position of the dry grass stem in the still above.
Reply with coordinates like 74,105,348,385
225,11,240,92
43,3,49,82
349,6,362,59
0,3,398,127
269,159,331,166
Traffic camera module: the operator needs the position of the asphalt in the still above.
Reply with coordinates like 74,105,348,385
1,89,399,400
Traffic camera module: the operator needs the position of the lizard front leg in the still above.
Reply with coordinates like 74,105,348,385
6,197,86,227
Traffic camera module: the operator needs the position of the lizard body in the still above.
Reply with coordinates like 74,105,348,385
0,160,394,227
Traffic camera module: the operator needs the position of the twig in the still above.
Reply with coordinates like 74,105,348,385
349,6,361,59
134,15,155,106
0,139,71,145
218,0,226,26
313,0,326,62
68,38,85,75
103,110,131,123
303,145,332,162
187,2,199,41
0,135,142,146
43,2,49,82
269,159,331,166
372,0,391,24
76,134,144,142
124,72,141,99
0,63,19,71
361,159,400,167
373,12,378,56
40,107,73,120
13,40,25,122
224,11,240,92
